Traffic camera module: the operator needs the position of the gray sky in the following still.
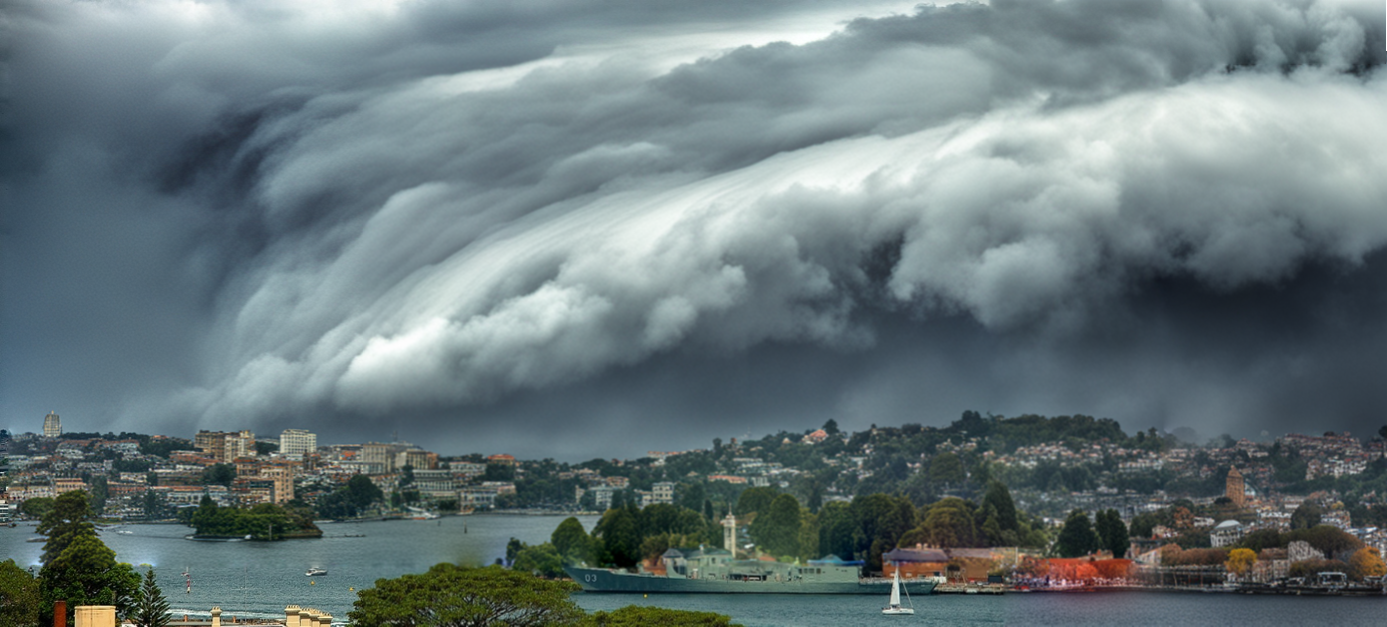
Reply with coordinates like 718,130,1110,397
3,0,1386,460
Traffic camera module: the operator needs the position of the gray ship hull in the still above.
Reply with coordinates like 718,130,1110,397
566,566,938,595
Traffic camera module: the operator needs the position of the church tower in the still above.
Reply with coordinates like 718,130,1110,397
1226,467,1246,507
721,513,737,559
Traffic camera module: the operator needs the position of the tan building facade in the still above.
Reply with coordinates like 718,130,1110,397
195,430,256,463
1226,467,1246,507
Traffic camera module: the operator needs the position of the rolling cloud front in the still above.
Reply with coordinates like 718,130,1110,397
3,0,1386,459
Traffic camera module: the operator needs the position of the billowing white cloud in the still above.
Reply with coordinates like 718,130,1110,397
4,0,1386,455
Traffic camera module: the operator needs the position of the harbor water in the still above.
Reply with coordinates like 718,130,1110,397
4,517,1385,626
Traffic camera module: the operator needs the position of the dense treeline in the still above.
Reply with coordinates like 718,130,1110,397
497,460,585,509
188,497,321,539
314,475,386,519
521,481,1051,578
1235,525,1365,560
1051,509,1129,558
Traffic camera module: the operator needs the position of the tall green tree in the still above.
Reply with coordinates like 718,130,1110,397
349,564,584,627
89,476,109,515
200,464,236,487
551,517,596,565
512,543,566,579
816,501,855,560
130,569,170,627
593,506,642,568
39,491,98,565
675,482,706,514
907,497,979,548
0,559,41,627
347,474,385,507
749,494,802,558
40,532,139,625
733,487,777,517
1094,509,1129,559
142,490,168,521
981,481,1019,532
850,494,917,573
1291,501,1323,530
927,452,966,488
1054,509,1099,558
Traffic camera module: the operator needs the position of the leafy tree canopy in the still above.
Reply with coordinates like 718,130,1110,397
748,494,803,558
1094,509,1129,559
981,481,1018,532
551,517,597,565
1054,509,1099,558
0,559,41,627
39,491,97,566
40,531,139,625
733,487,778,518
1225,548,1257,578
1291,501,1323,530
1349,547,1387,581
349,564,584,627
512,543,566,579
584,606,742,626
19,497,53,520
200,464,236,487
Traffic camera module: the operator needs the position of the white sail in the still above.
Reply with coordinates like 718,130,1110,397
882,568,915,615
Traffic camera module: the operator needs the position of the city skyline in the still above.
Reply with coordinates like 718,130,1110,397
4,0,1387,461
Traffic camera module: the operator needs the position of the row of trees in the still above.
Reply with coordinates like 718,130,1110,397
518,481,1053,577
0,490,172,626
188,497,321,539
1053,509,1129,559
348,563,738,626
1236,525,1366,559
314,474,386,519
1199,544,1387,582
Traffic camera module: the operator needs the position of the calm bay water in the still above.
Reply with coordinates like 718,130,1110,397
2,515,588,622
4,517,1385,625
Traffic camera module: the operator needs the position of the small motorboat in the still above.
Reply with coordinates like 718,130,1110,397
306,568,328,577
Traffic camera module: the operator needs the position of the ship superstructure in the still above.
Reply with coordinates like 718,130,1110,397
567,548,938,595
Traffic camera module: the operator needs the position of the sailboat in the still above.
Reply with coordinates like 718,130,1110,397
881,569,915,615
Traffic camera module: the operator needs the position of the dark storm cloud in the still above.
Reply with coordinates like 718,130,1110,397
3,0,1386,457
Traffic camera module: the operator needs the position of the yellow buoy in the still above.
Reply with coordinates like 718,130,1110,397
310,580,316,586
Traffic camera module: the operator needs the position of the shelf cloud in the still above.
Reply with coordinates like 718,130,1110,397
4,0,1386,458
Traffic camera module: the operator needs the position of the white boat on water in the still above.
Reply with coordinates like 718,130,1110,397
882,569,915,615
306,568,328,576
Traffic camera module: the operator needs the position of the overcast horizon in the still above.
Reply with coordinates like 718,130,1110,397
4,0,1387,461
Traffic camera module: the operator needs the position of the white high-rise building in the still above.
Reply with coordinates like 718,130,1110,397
43,412,61,438
279,429,318,459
